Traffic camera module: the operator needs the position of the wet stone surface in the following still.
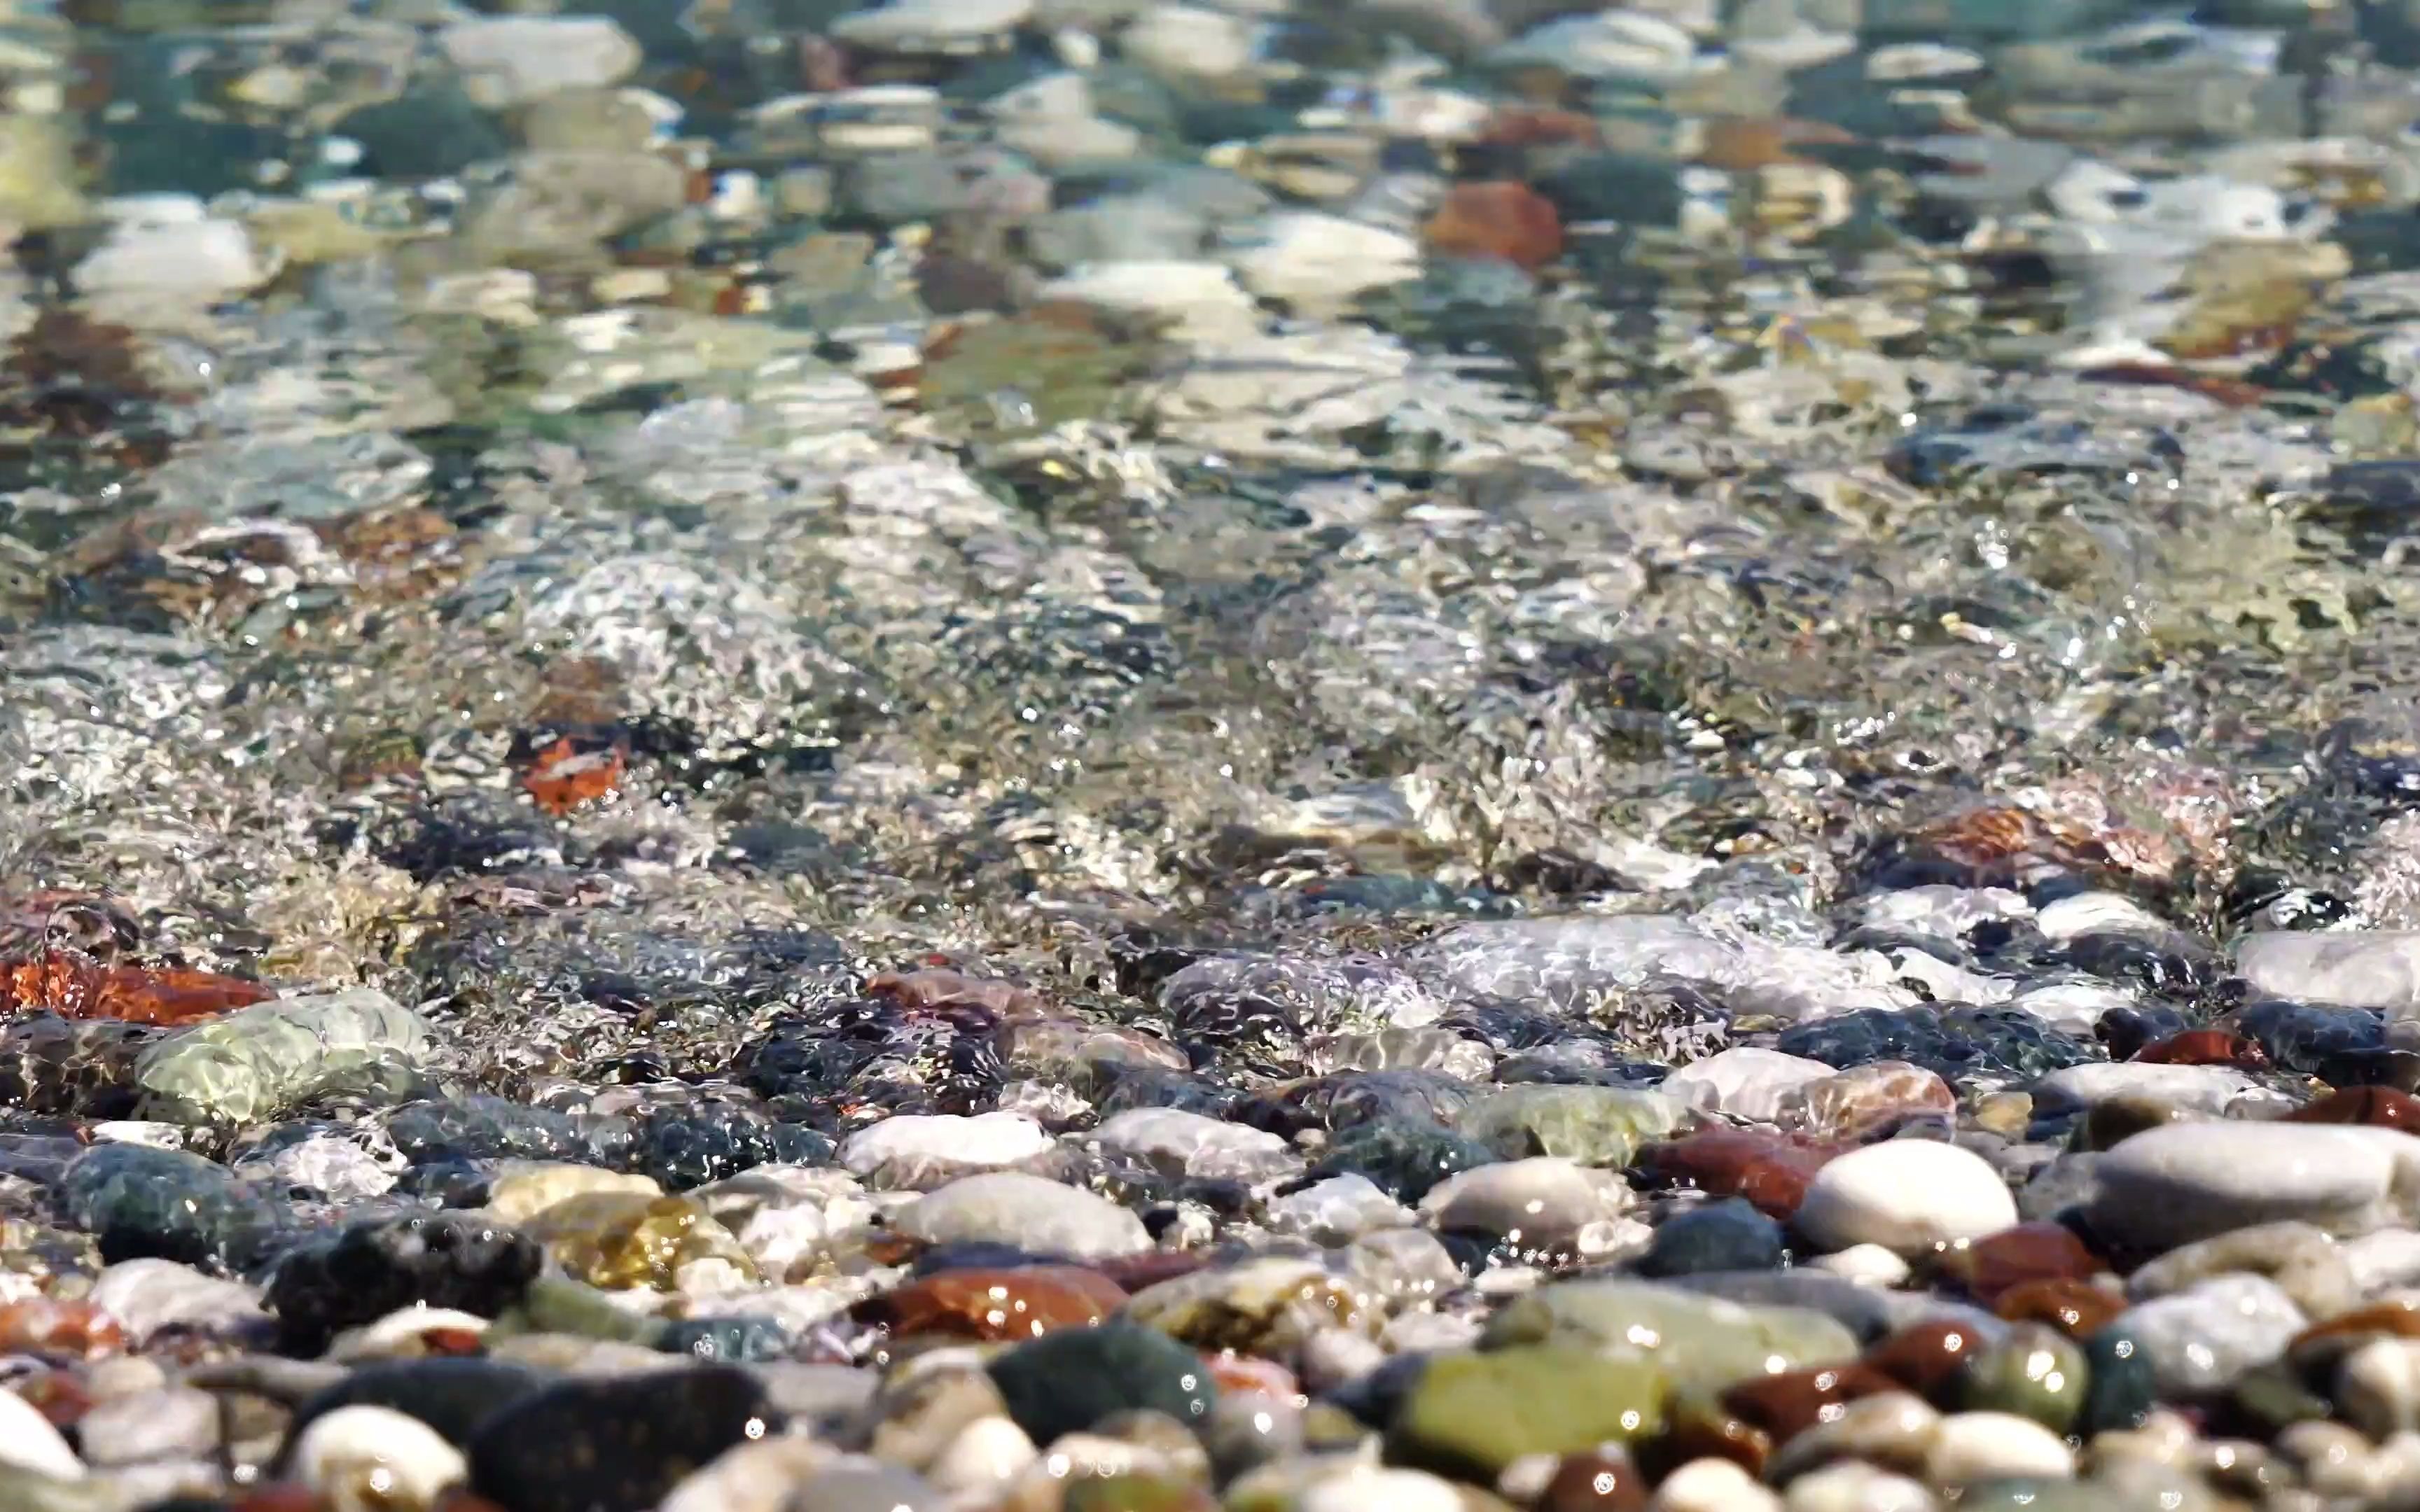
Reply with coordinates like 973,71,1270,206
12,0,2420,1508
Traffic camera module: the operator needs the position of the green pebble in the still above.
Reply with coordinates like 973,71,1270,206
1957,1322,2087,1434
1386,1345,1667,1480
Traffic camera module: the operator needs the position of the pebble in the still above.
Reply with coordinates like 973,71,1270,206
438,17,642,110
1925,1410,2078,1482
1386,1345,1664,1479
75,201,277,324
1040,260,1261,342
1417,1156,1632,1250
2086,1121,2420,1252
466,1366,780,1512
2237,930,2420,1011
1267,1174,1415,1244
2125,1221,2359,1320
2119,1275,2309,1394
1660,1047,1839,1122
840,1112,1051,1189
1120,5,1258,78
269,1212,539,1352
77,1385,217,1465
1225,212,1421,309
893,1171,1153,1259
88,1259,269,1343
1091,1106,1300,1183
1650,1457,1783,1512
831,0,1035,50
987,1321,1214,1445
1793,1140,2019,1256
290,1405,470,1511
0,1386,84,1478
2031,1061,2263,1114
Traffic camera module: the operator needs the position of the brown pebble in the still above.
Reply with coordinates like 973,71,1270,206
1639,1129,1846,1221
1719,1362,1900,1446
2286,1085,2420,1130
1943,1219,2104,1303
1863,1318,1990,1402
2132,1029,2265,1068
1422,181,1564,272
855,1265,1127,1340
1993,1278,2125,1340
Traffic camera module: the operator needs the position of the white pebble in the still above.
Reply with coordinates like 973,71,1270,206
926,1415,1036,1497
1794,1140,2018,1256
1300,1465,1468,1512
1925,1412,2076,1483
1120,5,1256,78
0,1387,83,1479
292,1405,468,1511
1786,1460,1938,1512
1809,1242,1914,1287
2342,1338,2420,1439
1225,211,1419,309
438,16,641,108
1651,1456,1782,1512
841,1112,1050,1188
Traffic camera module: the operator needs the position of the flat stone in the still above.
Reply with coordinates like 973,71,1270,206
0,1385,83,1478
1660,1048,1838,1123
292,1404,470,1512
487,1163,662,1225
438,16,641,109
1781,1061,1955,1138
516,1192,757,1292
1225,211,1420,309
468,1366,779,1512
2126,1222,2359,1320
1386,1345,1667,1480
831,0,1034,50
2030,1062,2261,1116
2336,1336,2420,1438
1925,1410,2075,1483
1454,1085,1689,1165
840,1114,1051,1190
1940,1220,2105,1303
1089,1107,1299,1184
894,1172,1152,1260
2084,1121,2420,1252
1486,1278,1860,1396
2237,930,2420,1011
1265,1175,1414,1245
135,988,436,1126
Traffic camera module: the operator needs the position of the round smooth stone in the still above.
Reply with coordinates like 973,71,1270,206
2082,1122,2420,1253
1925,1410,2076,1483
1793,1141,2018,1256
291,1405,468,1509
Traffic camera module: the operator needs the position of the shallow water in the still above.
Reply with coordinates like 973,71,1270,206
11,1,2420,1509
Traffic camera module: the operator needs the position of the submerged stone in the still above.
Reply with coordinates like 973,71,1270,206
135,988,436,1125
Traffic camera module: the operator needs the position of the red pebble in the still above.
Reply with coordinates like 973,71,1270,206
1422,182,1564,272
2132,1029,2266,1068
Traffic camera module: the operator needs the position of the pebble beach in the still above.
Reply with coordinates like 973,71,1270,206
16,1,2420,1511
